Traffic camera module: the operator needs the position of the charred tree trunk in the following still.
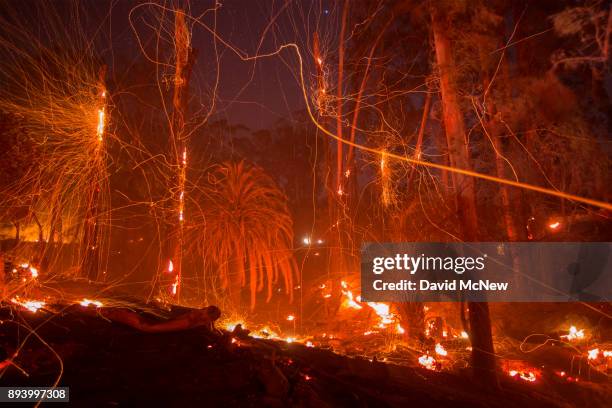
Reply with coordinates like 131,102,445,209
166,9,196,302
431,8,498,387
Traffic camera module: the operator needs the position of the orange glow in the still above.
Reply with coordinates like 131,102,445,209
548,221,560,230
286,314,295,321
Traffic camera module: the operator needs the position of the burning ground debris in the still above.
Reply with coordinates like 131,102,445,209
1,287,611,406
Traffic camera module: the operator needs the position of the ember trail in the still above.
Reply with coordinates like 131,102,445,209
0,1,611,407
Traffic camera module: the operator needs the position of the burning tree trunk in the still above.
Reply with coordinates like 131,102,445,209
313,28,345,318
328,0,350,294
431,7,498,387
166,9,196,301
81,66,107,281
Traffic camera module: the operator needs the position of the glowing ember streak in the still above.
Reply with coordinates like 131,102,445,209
548,221,560,230
418,355,436,370
588,348,599,360
97,108,105,141
11,297,45,313
286,315,295,321
396,324,405,334
562,326,585,340
167,259,174,273
80,298,103,308
316,57,323,65
435,343,448,356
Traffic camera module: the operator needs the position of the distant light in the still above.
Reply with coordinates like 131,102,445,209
316,239,324,244
302,236,311,245
286,315,295,321
548,221,561,230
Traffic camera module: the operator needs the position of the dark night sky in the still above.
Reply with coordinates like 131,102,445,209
96,0,337,131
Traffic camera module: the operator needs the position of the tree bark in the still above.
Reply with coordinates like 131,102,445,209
431,8,498,387
167,9,196,301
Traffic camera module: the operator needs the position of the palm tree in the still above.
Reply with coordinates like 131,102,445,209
199,161,297,310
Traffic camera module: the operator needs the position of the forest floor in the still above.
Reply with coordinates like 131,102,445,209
1,301,611,407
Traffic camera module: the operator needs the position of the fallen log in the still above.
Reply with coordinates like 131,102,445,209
100,305,221,333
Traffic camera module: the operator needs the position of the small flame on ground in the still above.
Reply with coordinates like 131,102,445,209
588,348,599,360
80,298,103,308
509,370,537,382
418,354,437,371
562,326,585,341
11,297,45,313
435,343,448,356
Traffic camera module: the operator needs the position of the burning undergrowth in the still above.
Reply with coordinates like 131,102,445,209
0,274,610,406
